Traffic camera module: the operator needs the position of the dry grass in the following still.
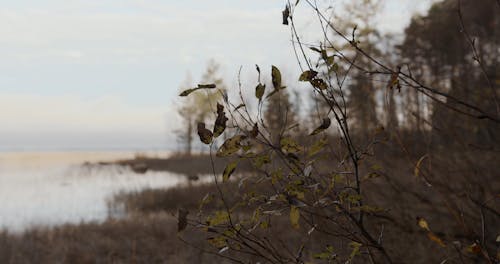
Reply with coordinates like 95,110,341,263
0,146,497,263
0,214,235,264
111,158,499,263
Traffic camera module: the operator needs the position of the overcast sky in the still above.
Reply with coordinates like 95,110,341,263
0,0,435,151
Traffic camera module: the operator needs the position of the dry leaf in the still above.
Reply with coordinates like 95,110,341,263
197,122,213,144
427,232,446,247
310,117,331,135
271,65,282,90
417,217,430,231
213,103,228,138
222,160,238,182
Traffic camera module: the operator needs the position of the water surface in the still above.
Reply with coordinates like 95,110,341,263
0,151,184,232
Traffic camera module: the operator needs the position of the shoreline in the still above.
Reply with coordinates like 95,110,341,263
99,153,251,176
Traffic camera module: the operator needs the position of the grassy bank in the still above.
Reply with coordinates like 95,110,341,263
0,214,230,264
103,153,254,176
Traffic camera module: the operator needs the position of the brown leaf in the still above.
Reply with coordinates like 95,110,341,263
180,83,216,96
249,123,259,138
197,83,216,89
299,70,318,82
310,78,328,90
213,103,228,138
234,104,245,111
310,117,331,135
386,66,401,90
309,47,322,53
216,103,223,114
197,122,213,144
179,88,198,97
282,5,290,25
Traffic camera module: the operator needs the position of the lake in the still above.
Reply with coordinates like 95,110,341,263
0,151,186,232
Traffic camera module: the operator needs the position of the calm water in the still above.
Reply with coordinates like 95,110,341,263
0,151,185,232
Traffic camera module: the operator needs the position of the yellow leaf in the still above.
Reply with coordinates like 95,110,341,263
222,160,238,182
207,236,227,249
271,169,283,184
362,172,381,181
280,137,302,153
427,232,446,247
417,217,430,231
467,243,481,254
349,242,362,259
308,137,327,157
414,155,428,178
251,207,261,223
313,252,330,260
271,65,282,90
217,135,246,157
255,83,265,101
199,193,213,211
290,206,300,229
253,153,271,168
207,211,230,226
353,205,384,213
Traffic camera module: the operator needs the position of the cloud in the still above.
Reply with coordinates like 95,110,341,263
0,92,174,133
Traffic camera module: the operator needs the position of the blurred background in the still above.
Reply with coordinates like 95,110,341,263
0,0,433,151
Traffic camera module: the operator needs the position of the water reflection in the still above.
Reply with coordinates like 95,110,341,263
0,152,184,232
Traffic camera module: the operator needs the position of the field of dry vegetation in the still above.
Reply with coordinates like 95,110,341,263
0,139,497,263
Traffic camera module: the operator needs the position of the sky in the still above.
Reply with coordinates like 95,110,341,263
0,0,435,151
